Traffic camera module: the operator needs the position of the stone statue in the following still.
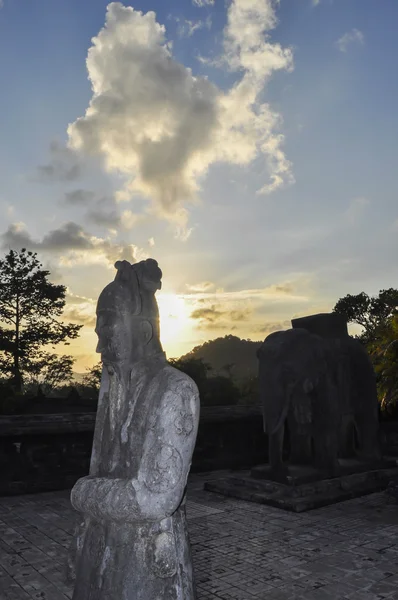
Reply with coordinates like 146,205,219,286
292,313,381,462
67,259,200,600
257,328,341,478
257,313,381,479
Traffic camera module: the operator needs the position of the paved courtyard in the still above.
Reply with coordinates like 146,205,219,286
0,471,398,599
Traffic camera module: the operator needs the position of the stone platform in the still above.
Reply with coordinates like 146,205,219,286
204,458,398,512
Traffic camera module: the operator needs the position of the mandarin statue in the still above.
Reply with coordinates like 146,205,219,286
67,259,200,599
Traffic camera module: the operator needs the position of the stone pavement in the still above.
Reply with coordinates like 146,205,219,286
0,471,398,600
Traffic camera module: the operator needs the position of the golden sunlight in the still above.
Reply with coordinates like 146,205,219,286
157,293,191,354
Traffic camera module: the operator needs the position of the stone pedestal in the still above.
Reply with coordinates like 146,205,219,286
205,458,398,512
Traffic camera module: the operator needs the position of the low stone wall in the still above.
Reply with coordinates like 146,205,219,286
0,406,268,496
1,409,397,497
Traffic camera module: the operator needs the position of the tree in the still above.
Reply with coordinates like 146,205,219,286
0,248,82,392
23,353,75,396
333,289,398,411
169,356,242,406
372,313,398,412
168,357,211,397
236,375,260,407
333,289,398,345
82,362,102,396
202,375,241,407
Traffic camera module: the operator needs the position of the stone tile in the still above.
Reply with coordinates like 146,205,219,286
0,473,398,599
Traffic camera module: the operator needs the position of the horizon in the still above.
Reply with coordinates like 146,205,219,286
1,0,397,371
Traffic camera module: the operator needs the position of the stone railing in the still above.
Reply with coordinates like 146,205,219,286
0,406,267,496
1,407,397,496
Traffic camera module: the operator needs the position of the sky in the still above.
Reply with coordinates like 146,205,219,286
0,0,397,371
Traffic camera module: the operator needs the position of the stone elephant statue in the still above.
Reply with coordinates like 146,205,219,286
257,327,342,478
292,313,381,463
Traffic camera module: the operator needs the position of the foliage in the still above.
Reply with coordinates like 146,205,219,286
0,378,32,414
371,313,398,412
201,375,241,407
236,375,260,407
333,289,398,411
0,248,82,393
169,356,241,406
333,288,398,345
23,353,75,396
168,357,211,397
82,362,102,396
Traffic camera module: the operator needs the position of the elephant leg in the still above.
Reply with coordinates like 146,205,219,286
269,426,287,478
313,428,340,476
311,381,341,476
339,415,356,458
287,413,311,464
355,418,382,461
290,433,312,464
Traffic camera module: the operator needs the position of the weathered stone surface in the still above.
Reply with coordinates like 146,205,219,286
386,475,398,502
257,312,381,479
2,474,398,600
213,313,390,513
292,312,348,338
3,412,398,498
68,259,200,599
292,312,381,462
257,327,341,477
205,460,398,512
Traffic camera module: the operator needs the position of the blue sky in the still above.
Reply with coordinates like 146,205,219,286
0,0,397,368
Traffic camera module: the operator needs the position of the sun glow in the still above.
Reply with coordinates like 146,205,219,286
157,293,191,355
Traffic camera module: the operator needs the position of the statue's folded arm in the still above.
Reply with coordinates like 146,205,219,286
71,380,200,523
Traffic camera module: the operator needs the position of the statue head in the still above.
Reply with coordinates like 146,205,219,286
95,259,163,369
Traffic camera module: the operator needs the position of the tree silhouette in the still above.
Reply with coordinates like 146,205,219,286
168,357,211,397
82,362,102,395
333,288,398,345
0,248,82,392
333,288,398,410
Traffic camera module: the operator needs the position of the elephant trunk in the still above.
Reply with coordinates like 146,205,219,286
260,368,290,436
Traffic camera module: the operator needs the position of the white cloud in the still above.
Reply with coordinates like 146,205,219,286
192,0,214,6
336,28,365,52
176,16,212,38
0,0,4,9
343,197,370,226
312,0,320,6
85,196,145,230
64,189,95,205
181,279,309,333
36,141,83,182
68,1,294,235
185,281,215,292
182,282,308,302
64,292,97,327
1,221,144,268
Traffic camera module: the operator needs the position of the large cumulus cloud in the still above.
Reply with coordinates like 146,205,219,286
67,1,294,229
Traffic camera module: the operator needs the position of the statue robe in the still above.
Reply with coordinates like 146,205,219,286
69,354,200,600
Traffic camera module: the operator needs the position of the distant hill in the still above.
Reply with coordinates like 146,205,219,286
179,335,262,381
